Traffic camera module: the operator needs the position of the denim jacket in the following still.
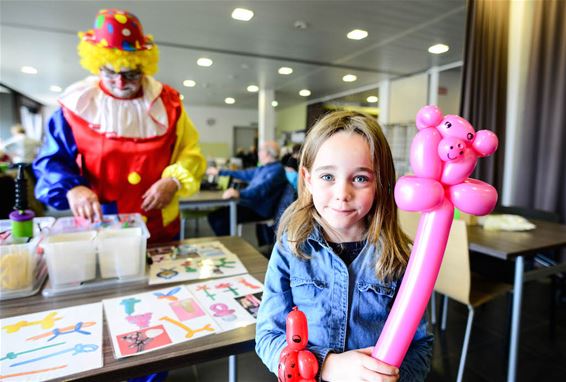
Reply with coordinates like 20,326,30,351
255,227,433,381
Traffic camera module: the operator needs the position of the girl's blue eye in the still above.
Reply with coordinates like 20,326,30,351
321,174,334,181
353,175,369,183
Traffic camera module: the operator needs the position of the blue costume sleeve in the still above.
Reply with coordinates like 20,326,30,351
32,108,88,210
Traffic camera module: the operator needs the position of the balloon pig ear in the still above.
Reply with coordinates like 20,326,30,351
416,105,443,130
472,130,499,157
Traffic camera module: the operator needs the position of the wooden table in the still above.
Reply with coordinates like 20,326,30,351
179,190,238,237
467,220,566,382
0,236,268,381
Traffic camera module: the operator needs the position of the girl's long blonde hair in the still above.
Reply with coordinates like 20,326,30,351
277,111,411,281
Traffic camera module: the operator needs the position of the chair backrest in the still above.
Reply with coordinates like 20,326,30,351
434,219,471,305
217,175,231,190
398,210,471,305
397,209,420,240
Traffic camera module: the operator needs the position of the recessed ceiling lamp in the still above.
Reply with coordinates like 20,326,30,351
225,97,236,104
231,8,254,21
21,66,38,74
183,80,196,87
428,44,449,54
247,85,259,93
299,89,311,97
197,58,213,67
49,85,62,92
342,74,357,82
278,67,293,75
272,100,278,107
366,96,378,103
347,29,368,40
294,20,308,30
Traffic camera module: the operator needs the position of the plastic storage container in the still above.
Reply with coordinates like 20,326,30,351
41,214,149,296
0,217,55,300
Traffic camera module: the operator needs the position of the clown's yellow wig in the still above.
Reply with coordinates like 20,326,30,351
77,32,159,75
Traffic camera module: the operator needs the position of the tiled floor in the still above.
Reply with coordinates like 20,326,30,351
169,217,566,382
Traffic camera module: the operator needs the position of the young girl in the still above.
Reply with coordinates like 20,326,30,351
255,111,433,382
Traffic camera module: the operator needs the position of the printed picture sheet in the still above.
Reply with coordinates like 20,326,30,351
103,285,221,359
103,274,264,358
148,241,248,285
186,274,264,331
0,303,103,382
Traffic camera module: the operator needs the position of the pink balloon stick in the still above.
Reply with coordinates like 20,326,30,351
372,199,454,366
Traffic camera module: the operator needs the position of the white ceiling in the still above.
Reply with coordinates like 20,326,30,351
0,0,467,109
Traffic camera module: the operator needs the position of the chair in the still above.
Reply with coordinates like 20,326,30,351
398,211,512,382
180,176,231,239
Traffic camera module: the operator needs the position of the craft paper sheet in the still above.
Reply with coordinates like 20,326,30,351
0,303,103,382
186,274,264,331
103,285,221,358
148,242,248,285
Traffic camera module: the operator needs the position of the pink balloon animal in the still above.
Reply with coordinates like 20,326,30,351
278,307,319,382
372,105,498,367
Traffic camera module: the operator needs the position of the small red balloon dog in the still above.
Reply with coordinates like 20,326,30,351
278,306,319,382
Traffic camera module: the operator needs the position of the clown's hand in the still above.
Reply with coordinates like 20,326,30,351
141,178,179,211
67,186,102,222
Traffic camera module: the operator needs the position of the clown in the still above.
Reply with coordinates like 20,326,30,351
33,9,206,243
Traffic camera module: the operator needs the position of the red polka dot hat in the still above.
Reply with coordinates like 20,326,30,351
81,8,154,51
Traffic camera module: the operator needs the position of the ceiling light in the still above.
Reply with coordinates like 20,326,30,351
366,96,378,103
49,85,62,93
21,66,38,74
231,8,254,21
197,58,213,67
225,97,236,104
293,20,309,30
180,94,185,100
342,74,357,82
272,101,278,107
428,44,450,54
347,29,368,40
299,89,311,97
247,85,259,93
278,67,293,75
183,80,196,87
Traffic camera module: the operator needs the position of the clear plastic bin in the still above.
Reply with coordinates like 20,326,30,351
43,231,97,285
98,227,145,278
41,214,149,296
0,217,55,300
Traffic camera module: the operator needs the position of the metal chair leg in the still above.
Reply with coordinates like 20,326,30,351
180,216,186,240
229,354,237,382
457,305,474,382
430,291,437,325
441,295,449,331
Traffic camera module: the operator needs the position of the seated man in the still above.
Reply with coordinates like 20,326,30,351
206,141,287,236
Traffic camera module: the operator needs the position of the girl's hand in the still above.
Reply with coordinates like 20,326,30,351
321,347,399,382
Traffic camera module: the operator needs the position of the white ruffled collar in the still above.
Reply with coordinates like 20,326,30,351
59,76,169,138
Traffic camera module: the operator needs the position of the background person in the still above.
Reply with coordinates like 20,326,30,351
0,125,41,164
33,9,206,243
206,140,287,236
255,111,433,381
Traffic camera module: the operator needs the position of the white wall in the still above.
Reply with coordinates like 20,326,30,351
184,104,257,159
389,73,428,123
437,68,462,115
